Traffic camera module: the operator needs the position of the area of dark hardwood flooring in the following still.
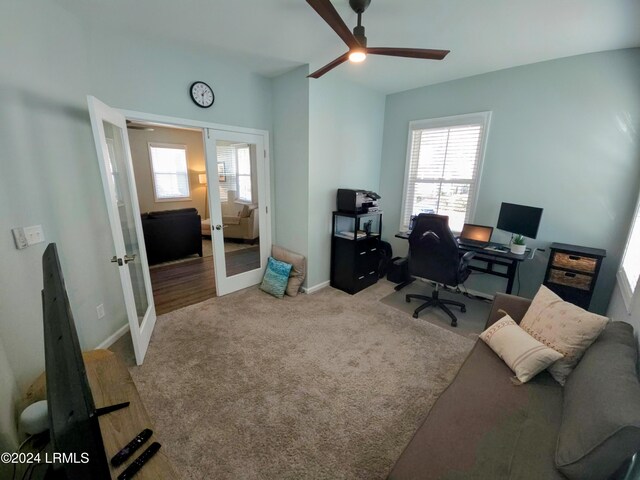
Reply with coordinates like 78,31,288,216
149,246,260,315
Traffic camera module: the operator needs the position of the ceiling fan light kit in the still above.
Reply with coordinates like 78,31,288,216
307,0,450,78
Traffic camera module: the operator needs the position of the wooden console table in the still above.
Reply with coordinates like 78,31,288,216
24,349,178,479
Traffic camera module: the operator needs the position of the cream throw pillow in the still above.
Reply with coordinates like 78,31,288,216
480,314,563,383
520,285,609,385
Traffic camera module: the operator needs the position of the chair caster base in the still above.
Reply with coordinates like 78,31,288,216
412,313,418,319
461,307,466,313
451,321,458,327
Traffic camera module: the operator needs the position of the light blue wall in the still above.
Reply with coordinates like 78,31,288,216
380,49,640,314
272,66,310,259
0,0,274,446
307,77,386,288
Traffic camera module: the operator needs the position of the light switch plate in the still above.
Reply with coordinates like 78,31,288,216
12,228,28,250
24,225,44,246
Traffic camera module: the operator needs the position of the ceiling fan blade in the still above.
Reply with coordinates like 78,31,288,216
367,47,450,60
308,52,350,79
306,0,360,49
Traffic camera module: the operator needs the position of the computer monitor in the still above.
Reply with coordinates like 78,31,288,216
496,202,543,239
460,223,494,243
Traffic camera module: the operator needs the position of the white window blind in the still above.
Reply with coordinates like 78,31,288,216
149,144,190,201
236,146,252,203
618,196,640,309
401,113,490,232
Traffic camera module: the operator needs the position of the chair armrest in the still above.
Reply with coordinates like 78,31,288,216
485,293,532,329
460,250,475,267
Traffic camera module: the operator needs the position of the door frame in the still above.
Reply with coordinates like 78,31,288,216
119,108,273,293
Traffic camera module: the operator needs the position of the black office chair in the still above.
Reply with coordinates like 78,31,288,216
406,214,475,327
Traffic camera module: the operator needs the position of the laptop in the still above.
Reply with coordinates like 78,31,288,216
457,223,494,248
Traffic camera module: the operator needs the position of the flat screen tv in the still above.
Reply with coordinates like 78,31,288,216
496,202,543,239
42,243,111,480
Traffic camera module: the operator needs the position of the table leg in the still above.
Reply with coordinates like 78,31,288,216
506,261,517,294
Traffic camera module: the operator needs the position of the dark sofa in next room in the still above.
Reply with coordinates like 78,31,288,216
387,293,640,480
141,208,202,265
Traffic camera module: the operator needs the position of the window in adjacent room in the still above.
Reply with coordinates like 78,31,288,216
618,192,640,311
401,112,491,232
148,143,191,201
236,145,252,203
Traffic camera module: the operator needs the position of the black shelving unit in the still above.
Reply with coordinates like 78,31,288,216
543,242,606,311
330,211,382,294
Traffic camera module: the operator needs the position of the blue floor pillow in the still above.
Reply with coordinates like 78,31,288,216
260,256,293,298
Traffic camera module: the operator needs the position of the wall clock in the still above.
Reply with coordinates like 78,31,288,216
189,81,215,108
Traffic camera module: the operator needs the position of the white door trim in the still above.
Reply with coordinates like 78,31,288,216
118,109,272,297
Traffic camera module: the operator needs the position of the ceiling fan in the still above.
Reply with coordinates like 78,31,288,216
306,0,450,79
126,120,154,131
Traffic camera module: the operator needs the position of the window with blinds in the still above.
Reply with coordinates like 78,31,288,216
618,196,640,310
236,146,252,203
401,112,491,232
148,143,191,201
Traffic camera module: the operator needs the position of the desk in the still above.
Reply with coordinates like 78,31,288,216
395,232,530,294
23,350,178,480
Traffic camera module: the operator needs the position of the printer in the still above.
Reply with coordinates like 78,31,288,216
337,189,381,214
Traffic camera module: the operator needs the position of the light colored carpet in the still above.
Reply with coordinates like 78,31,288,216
380,280,493,340
115,281,475,479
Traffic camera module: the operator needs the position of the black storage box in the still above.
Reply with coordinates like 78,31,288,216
387,257,409,284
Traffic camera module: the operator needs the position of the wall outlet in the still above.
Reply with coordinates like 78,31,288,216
24,225,45,246
12,228,28,250
96,304,105,319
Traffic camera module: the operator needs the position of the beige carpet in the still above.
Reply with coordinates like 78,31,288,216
115,281,475,479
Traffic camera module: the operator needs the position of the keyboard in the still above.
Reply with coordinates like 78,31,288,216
457,239,489,248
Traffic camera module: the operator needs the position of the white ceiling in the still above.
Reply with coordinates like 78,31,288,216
59,0,640,94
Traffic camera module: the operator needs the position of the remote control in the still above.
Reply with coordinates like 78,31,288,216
111,428,153,467
117,442,161,480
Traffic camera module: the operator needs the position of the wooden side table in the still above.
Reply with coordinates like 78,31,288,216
543,242,606,311
23,349,178,480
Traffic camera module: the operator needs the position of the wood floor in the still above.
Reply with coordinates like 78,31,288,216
150,247,260,315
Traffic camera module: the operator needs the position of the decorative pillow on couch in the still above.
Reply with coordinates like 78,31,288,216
520,285,608,385
260,257,292,298
556,321,640,480
271,245,306,297
480,314,563,383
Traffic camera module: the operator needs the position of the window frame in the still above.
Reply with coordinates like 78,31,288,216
147,142,192,203
234,144,252,203
400,111,492,233
617,190,640,313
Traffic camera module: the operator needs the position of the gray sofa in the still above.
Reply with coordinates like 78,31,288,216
388,293,640,480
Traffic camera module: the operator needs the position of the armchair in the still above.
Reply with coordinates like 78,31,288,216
406,214,474,327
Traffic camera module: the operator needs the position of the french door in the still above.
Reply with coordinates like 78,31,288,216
87,96,156,365
204,129,271,295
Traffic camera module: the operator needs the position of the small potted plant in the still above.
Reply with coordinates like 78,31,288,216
510,234,526,255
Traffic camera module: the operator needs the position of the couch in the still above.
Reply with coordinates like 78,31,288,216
388,293,640,480
201,190,259,242
141,208,202,265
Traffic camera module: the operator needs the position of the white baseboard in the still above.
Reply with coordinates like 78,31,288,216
97,323,130,350
303,281,330,295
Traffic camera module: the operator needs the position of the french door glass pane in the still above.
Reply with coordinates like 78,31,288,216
216,140,261,278
103,120,148,323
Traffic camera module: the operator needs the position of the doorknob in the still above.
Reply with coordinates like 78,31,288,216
110,256,123,266
215,224,222,231
124,254,137,264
